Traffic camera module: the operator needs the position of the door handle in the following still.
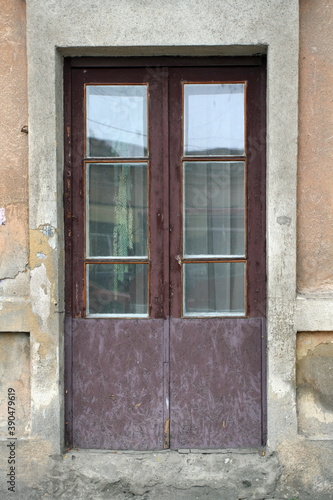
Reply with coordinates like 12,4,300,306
175,255,182,266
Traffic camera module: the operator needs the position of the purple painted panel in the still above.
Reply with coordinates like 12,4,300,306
170,318,263,449
72,318,165,450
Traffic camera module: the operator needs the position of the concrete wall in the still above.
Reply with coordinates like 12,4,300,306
0,0,332,498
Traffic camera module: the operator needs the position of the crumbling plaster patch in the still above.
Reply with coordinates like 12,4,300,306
0,203,29,279
297,332,333,438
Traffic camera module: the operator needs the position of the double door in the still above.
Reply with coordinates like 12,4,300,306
64,58,266,450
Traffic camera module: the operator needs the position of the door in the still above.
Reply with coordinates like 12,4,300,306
64,57,266,450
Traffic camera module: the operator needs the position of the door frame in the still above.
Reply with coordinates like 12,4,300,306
63,56,267,449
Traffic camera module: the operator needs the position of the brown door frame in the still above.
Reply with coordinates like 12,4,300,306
64,56,266,450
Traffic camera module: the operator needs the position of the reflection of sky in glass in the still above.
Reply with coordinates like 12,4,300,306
87,86,147,157
184,84,244,156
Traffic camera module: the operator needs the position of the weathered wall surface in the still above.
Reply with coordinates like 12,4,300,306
297,332,333,439
0,0,28,280
0,0,332,498
297,0,333,293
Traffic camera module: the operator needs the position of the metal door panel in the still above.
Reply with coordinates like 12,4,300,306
71,318,165,450
170,318,263,448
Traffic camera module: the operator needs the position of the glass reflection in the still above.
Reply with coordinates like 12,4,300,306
183,262,245,316
183,162,245,257
87,163,148,257
86,85,148,158
184,83,244,156
87,263,148,316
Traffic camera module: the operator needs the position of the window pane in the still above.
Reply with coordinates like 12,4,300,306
184,83,244,156
87,263,148,316
183,262,245,316
183,162,245,257
86,85,148,158
87,163,148,258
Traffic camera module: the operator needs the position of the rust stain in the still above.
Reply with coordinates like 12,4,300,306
163,417,170,449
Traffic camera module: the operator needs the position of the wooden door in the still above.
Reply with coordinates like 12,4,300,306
64,57,266,450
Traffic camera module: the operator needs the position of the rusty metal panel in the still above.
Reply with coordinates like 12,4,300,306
170,318,263,448
72,318,165,450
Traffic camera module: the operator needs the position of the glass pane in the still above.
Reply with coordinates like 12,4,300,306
183,262,245,316
86,85,148,158
87,163,148,257
183,162,245,257
184,83,244,156
87,263,148,316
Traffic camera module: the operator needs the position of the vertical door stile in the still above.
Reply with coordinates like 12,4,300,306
162,67,171,448
64,58,73,449
168,67,182,319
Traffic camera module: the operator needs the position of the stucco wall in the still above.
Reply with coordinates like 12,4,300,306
0,0,28,280
298,0,333,294
0,0,333,498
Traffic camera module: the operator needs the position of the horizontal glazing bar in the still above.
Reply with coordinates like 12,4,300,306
86,257,149,262
183,255,246,260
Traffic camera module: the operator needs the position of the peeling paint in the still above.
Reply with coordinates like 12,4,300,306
298,390,333,425
39,224,55,238
0,207,6,225
37,224,58,250
297,333,333,437
30,264,51,330
277,215,292,226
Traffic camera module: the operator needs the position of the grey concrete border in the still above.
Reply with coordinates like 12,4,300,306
25,0,299,458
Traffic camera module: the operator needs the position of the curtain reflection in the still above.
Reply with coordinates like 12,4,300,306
184,262,245,315
87,263,148,316
184,162,245,257
87,163,148,258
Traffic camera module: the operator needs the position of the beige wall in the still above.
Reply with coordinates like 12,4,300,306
298,0,333,293
0,0,28,280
